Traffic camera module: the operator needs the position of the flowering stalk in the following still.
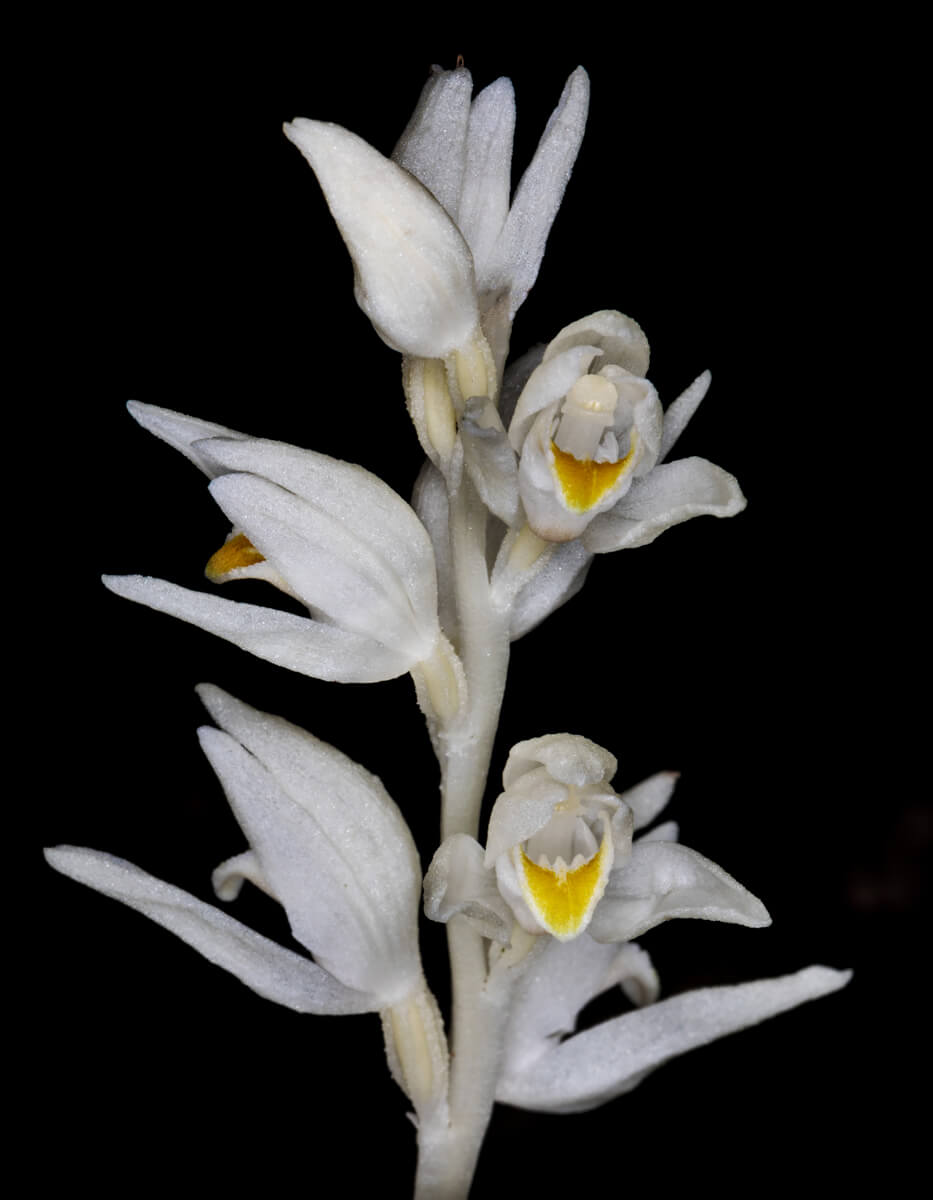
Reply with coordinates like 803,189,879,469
46,59,851,1200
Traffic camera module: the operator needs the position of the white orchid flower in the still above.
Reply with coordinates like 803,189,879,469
507,311,747,547
496,933,851,1113
45,685,425,1012
424,734,769,944
104,402,461,699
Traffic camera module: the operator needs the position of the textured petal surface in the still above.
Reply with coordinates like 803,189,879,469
102,575,413,682
423,834,512,943
502,733,617,790
127,400,248,477
508,539,593,641
392,66,472,219
459,400,520,527
508,343,600,451
285,118,478,358
588,841,770,943
485,767,568,867
485,68,590,318
583,457,747,552
197,686,422,1001
497,966,852,1113
620,771,679,831
658,370,712,462
542,310,651,379
45,847,378,1014
459,77,515,285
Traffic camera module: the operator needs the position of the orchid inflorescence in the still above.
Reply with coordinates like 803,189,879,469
48,62,849,1198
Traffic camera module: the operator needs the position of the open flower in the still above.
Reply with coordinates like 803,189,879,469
104,402,457,689
507,311,747,547
424,734,769,944
46,685,425,1012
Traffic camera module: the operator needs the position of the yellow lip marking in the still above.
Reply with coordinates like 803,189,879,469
550,435,637,512
205,533,266,581
517,822,613,940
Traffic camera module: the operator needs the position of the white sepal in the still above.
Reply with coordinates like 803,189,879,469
44,846,380,1015
583,456,747,553
423,834,513,944
284,118,479,359
197,685,423,1004
587,841,771,943
126,400,248,477
658,370,712,462
619,770,680,831
497,966,852,1113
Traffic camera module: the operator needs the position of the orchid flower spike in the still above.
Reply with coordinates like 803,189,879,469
507,311,746,547
46,685,425,1013
425,734,769,944
103,403,462,709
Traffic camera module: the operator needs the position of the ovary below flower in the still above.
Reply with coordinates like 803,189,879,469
507,311,746,547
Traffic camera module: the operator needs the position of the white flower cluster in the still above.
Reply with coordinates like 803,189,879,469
47,62,848,1199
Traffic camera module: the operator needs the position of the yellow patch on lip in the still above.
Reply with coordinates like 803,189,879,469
516,823,613,940
550,435,637,512
205,533,266,581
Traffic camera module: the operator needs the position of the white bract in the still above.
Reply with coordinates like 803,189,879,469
46,685,425,1012
507,311,747,546
103,402,454,686
425,734,770,944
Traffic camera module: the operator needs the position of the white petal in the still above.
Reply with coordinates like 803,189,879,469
284,118,479,358
508,343,600,452
588,841,770,943
197,436,440,634
484,767,569,868
637,820,680,844
197,696,421,1002
583,457,746,553
459,398,520,527
659,370,712,462
502,733,617,791
392,66,472,219
497,965,852,1113
423,834,513,943
209,473,435,659
459,77,515,286
485,68,590,318
503,935,651,1076
127,400,248,477
542,310,651,379
102,574,413,682
211,850,276,902
508,539,593,641
620,771,679,831
45,846,378,1014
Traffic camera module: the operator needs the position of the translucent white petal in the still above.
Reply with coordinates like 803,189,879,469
197,705,421,1002
45,846,378,1014
423,834,513,943
658,370,712,462
197,436,440,631
459,77,515,286
209,473,434,658
588,841,770,943
508,539,592,641
497,965,852,1113
508,343,600,452
485,68,590,318
101,575,413,682
484,767,569,868
542,310,651,379
620,771,679,831
502,734,617,791
211,850,276,902
637,820,679,844
583,457,747,553
284,118,478,358
392,66,472,219
126,400,248,477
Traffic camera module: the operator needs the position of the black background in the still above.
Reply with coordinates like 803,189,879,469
34,15,922,1196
